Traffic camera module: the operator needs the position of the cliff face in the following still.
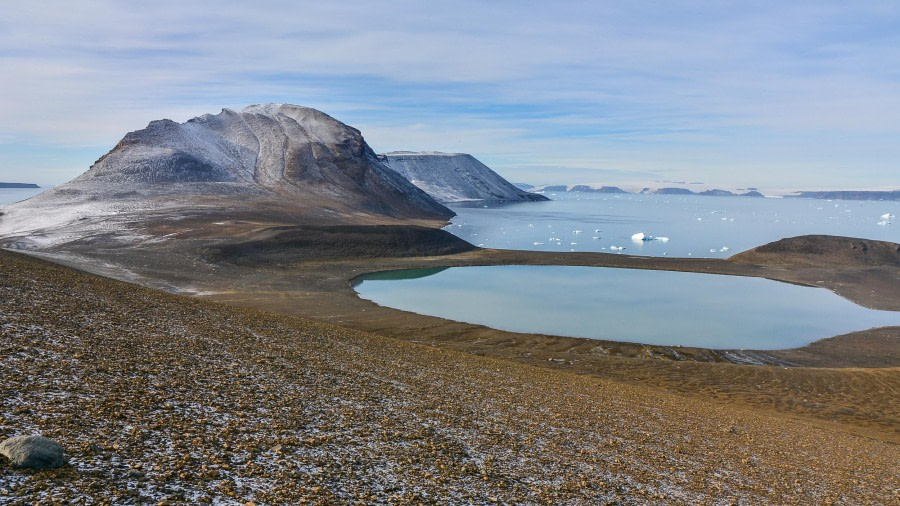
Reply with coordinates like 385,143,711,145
0,105,454,250
379,151,548,203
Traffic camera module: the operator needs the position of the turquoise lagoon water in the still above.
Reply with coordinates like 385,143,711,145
354,266,900,349
447,193,899,258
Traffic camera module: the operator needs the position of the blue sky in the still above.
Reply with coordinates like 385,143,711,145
1,1,898,190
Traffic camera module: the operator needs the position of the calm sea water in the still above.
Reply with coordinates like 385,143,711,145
0,188,45,205
355,266,900,349
446,193,899,257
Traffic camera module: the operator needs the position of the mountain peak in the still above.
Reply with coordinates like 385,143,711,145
0,105,453,251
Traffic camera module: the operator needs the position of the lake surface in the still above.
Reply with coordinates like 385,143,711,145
355,266,900,349
447,193,899,258
0,187,45,205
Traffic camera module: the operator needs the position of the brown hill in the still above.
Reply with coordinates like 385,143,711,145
730,235,900,267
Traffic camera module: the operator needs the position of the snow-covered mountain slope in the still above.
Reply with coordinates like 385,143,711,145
379,152,548,203
0,105,453,251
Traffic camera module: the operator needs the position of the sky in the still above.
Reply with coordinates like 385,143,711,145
1,1,898,190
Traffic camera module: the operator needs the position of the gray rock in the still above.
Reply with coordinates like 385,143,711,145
379,151,548,204
0,435,66,469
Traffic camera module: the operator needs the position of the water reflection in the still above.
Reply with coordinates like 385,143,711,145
355,266,900,350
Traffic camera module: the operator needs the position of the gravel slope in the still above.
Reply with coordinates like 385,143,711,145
1,250,898,504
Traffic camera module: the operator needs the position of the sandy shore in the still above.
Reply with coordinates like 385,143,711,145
1,250,898,503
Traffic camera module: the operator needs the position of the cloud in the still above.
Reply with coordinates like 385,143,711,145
0,1,898,187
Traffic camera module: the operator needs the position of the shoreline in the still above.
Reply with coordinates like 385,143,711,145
3,231,898,441
2,248,896,502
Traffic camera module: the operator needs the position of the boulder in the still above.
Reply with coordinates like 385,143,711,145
0,435,66,469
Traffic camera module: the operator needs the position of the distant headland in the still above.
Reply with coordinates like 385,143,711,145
0,182,39,188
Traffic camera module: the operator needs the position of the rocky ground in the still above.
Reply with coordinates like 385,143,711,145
1,250,898,504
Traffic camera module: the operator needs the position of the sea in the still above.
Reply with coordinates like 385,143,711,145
0,187,45,205
445,192,898,258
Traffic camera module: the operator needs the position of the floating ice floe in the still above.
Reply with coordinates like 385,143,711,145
881,213,895,220
533,242,544,246
720,246,730,252
609,245,625,251
592,236,600,240
632,232,669,243
573,230,582,235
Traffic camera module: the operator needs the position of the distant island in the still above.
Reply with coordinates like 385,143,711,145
787,190,900,201
0,182,39,188
526,184,899,201
530,184,764,198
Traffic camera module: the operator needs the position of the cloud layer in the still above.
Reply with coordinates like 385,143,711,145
1,1,898,188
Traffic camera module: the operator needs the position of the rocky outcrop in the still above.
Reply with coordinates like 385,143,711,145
379,151,548,203
0,435,66,469
0,105,454,251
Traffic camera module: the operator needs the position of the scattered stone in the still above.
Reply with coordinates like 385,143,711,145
0,435,66,469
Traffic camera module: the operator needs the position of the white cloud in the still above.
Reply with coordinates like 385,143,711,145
0,1,898,187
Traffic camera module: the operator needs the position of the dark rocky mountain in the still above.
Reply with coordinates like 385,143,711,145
0,104,454,251
378,152,547,203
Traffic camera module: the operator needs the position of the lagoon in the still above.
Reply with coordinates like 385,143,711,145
354,266,900,349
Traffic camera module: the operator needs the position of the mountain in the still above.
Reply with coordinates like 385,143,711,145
0,104,453,251
378,151,548,203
